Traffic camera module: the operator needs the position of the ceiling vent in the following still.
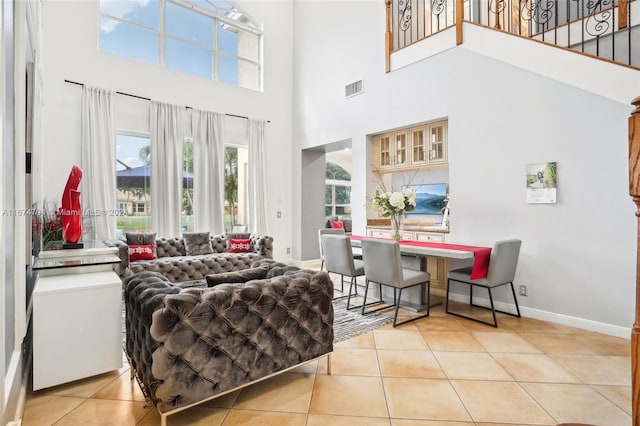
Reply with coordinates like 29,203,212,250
345,79,363,98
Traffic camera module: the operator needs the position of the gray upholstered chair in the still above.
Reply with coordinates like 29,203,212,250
445,239,522,327
318,228,362,271
321,234,364,305
360,238,431,327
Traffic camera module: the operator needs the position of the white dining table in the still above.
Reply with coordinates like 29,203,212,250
350,236,481,310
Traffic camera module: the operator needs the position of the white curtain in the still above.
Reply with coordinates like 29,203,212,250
150,101,186,237
248,118,268,234
192,110,225,233
81,85,116,241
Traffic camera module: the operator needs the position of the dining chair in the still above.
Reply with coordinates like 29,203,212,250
321,234,364,305
317,228,362,271
360,238,431,327
445,239,522,327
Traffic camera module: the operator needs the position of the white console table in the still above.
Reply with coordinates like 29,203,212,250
32,242,123,390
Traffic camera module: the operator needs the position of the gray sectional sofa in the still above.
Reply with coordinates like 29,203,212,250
107,233,273,282
124,259,334,425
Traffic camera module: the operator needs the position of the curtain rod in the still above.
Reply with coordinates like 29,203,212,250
64,79,270,122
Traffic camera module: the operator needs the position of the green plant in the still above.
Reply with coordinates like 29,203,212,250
32,203,63,253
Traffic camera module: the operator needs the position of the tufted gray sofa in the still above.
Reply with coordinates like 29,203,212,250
107,233,273,282
124,261,333,425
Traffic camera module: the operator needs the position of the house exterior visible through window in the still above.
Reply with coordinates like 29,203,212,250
325,162,352,218
115,133,249,236
99,0,262,90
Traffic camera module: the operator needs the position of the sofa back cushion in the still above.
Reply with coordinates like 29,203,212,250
205,265,269,287
183,232,214,256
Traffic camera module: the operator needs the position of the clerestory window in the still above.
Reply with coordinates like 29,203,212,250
99,0,262,90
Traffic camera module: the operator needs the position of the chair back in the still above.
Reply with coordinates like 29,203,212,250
321,234,357,276
318,228,346,259
486,239,522,285
361,238,403,286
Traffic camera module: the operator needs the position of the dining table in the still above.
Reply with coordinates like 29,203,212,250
349,235,492,310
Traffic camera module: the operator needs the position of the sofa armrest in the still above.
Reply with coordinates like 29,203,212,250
104,239,130,278
251,234,273,258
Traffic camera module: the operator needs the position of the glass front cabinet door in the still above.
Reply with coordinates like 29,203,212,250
428,122,447,164
410,126,427,166
394,131,409,168
375,133,393,169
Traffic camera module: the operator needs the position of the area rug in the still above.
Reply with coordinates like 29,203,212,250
332,299,392,343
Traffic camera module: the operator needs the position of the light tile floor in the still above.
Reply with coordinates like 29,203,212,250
21,278,632,426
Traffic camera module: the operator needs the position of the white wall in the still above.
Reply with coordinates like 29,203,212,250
292,0,637,332
40,0,294,260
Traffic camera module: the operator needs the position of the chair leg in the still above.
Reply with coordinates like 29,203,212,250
509,282,521,317
340,274,344,293
445,278,452,314
487,288,498,327
320,260,324,271
392,288,403,327
392,282,431,327
347,276,356,309
361,279,370,315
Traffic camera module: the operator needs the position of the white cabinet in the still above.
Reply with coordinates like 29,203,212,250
33,270,122,390
32,245,123,391
372,121,448,172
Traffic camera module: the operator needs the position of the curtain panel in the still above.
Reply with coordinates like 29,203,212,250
192,110,225,233
150,101,187,237
248,118,268,234
81,85,116,241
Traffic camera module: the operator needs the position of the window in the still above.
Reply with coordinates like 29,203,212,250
325,162,352,218
182,140,194,231
224,145,248,230
115,134,152,233
99,0,262,90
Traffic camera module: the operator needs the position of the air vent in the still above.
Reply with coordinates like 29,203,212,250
345,79,363,98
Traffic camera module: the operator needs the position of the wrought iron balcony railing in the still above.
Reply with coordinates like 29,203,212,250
385,0,638,70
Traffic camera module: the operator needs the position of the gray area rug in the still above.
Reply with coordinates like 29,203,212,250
332,299,392,343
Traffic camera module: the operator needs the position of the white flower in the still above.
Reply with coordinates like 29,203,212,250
403,188,417,206
388,192,405,210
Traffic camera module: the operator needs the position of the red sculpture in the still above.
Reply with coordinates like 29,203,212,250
61,165,83,245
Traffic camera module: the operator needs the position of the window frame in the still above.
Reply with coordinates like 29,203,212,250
98,0,263,90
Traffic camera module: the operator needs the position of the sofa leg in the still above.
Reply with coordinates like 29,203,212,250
130,367,134,380
326,354,332,375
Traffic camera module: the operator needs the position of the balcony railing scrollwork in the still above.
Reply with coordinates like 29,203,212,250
385,0,638,70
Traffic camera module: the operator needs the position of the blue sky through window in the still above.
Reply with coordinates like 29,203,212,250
116,134,149,170
99,0,258,87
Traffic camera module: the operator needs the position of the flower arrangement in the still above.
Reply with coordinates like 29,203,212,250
369,187,417,240
31,204,63,254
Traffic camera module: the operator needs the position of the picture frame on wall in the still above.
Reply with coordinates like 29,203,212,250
526,162,557,204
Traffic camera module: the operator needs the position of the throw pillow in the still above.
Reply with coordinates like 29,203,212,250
129,244,156,262
183,232,214,256
229,238,252,253
331,220,344,229
205,265,269,287
126,232,157,257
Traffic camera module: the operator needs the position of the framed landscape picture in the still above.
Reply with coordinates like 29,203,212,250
403,183,448,215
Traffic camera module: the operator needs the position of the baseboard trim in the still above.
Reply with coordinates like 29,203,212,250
446,292,631,339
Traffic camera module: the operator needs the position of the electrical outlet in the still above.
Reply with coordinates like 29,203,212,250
286,247,291,254
519,285,527,297
277,211,282,218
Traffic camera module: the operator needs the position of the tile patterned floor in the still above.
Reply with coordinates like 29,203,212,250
21,279,632,425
